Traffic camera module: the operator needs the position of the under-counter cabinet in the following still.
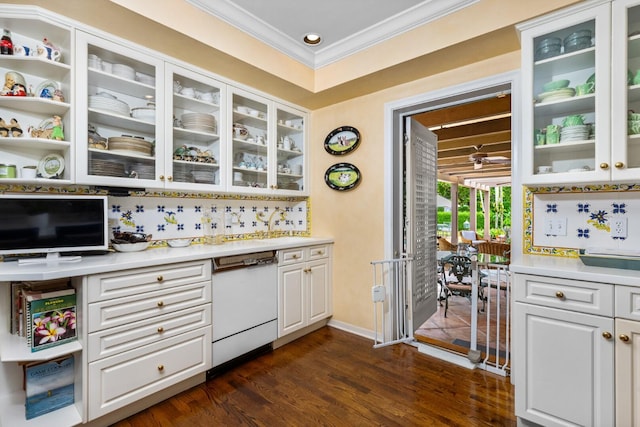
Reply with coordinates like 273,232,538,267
0,9,74,185
513,273,615,427
84,260,211,421
615,285,640,426
278,245,332,337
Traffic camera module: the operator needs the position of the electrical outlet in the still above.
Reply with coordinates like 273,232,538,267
554,218,567,236
544,218,554,235
612,218,628,238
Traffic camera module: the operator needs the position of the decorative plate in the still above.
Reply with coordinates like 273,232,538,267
324,126,360,155
38,153,65,178
34,80,59,99
324,163,361,191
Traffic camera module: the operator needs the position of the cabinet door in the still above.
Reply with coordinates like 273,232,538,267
227,87,272,193
278,263,306,336
307,258,331,324
520,2,611,184
514,302,614,427
615,318,640,427
164,63,225,190
75,31,165,188
612,0,640,181
0,17,73,184
275,103,307,194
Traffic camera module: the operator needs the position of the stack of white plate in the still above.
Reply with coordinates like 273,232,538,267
181,112,217,133
191,170,215,183
173,169,194,182
108,136,154,156
90,159,125,177
128,162,155,180
89,94,130,116
537,87,576,103
561,125,590,142
135,72,155,85
113,63,136,80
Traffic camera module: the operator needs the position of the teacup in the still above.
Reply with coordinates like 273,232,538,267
35,44,61,61
180,87,195,97
628,120,640,135
546,124,561,144
196,91,214,102
13,45,32,56
575,82,594,96
634,70,640,86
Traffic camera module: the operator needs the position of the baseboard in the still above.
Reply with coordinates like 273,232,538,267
327,319,375,341
273,319,330,349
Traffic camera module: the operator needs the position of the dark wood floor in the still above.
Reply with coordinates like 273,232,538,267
112,327,515,427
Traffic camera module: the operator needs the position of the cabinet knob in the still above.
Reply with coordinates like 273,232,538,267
160,175,165,181
157,364,164,371
615,162,624,169
555,291,564,299
602,331,612,339
157,326,164,333
167,176,173,181
599,163,609,170
292,254,299,259
620,334,631,342
157,275,164,282
157,301,164,307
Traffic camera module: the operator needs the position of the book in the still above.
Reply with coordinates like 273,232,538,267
27,291,77,352
10,282,29,335
24,355,74,419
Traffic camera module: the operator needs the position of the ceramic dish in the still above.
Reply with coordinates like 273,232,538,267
35,80,59,99
38,153,65,178
167,238,192,248
112,241,150,252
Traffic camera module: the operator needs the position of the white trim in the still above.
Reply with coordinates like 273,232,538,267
327,319,376,341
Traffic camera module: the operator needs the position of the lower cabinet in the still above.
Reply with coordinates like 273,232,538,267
278,245,332,337
615,285,640,426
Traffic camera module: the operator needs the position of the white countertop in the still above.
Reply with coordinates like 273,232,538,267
511,254,640,286
0,237,334,281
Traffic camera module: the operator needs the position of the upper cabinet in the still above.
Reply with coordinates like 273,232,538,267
75,31,164,188
0,10,73,185
519,0,612,185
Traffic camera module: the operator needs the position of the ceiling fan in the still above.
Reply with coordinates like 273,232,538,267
469,145,511,170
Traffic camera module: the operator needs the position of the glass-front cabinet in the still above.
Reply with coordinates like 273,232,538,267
0,13,73,185
165,63,225,191
276,104,306,193
75,31,164,188
520,1,611,184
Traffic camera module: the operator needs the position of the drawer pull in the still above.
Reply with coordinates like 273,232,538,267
602,331,612,340
555,291,565,299
157,301,164,307
157,364,164,371
620,334,631,343
157,326,164,333
157,275,164,282
314,250,324,256
304,268,311,273
292,254,299,259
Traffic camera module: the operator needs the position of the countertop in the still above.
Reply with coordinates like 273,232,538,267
0,237,334,281
511,254,640,286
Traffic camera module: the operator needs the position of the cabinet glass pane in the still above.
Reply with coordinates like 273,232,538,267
171,73,221,185
86,46,157,180
276,109,304,192
532,19,596,175
627,5,640,168
231,94,268,189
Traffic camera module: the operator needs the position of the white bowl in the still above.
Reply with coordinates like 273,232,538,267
131,107,156,121
167,238,192,248
112,241,150,252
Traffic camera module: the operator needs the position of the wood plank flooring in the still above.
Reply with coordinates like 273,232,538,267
112,327,515,427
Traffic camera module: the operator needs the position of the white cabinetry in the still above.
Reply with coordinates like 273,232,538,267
615,285,640,426
84,260,211,421
277,245,332,337
513,273,615,427
0,9,73,185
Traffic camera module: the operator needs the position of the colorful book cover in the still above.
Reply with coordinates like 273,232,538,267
24,355,74,420
28,292,77,352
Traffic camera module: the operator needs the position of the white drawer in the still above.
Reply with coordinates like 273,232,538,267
615,285,640,321
88,326,211,421
514,273,614,317
87,304,211,362
88,280,211,332
86,260,211,302
308,244,330,260
278,247,305,265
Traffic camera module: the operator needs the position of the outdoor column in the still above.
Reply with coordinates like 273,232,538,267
451,183,459,244
483,188,490,240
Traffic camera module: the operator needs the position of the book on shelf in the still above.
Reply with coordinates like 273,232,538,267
9,278,71,338
24,354,75,420
24,288,77,352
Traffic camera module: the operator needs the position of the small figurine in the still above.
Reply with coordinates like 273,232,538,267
50,115,64,141
9,118,22,137
52,89,65,102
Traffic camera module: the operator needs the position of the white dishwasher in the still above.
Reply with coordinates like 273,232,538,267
209,250,278,375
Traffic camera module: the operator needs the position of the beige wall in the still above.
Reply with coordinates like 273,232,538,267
311,51,520,330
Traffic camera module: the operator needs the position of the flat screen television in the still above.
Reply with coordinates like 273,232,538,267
0,194,108,263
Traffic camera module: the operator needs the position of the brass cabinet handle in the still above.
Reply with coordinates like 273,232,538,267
159,175,165,181
167,176,173,181
292,254,299,259
555,291,564,299
157,275,164,282
620,334,630,342
304,268,311,273
157,326,164,333
157,301,164,307
615,162,624,169
602,331,612,339
600,163,609,170
157,364,164,371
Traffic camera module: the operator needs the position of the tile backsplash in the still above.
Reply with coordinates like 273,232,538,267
524,184,640,257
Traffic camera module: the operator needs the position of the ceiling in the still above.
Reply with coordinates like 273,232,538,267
185,0,478,68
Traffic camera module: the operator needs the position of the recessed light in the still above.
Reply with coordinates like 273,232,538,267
303,33,322,46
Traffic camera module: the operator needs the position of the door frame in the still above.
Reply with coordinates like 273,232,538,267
383,70,522,316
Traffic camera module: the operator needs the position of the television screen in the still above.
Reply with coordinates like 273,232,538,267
0,194,108,255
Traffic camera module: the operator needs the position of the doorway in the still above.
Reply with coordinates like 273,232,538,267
384,71,521,359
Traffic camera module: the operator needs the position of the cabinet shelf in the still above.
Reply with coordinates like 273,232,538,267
0,137,70,150
88,67,154,99
0,393,82,427
628,84,640,103
234,139,269,154
173,127,219,142
88,147,154,161
233,110,267,127
0,56,71,81
534,93,595,115
277,148,303,159
233,166,267,175
0,96,70,115
0,332,81,363
277,122,303,132
173,94,219,112
88,108,154,135
173,159,219,168
535,138,595,153
534,46,596,76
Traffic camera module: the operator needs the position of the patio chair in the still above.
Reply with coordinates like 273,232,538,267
459,230,487,247
438,254,483,317
437,236,457,251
